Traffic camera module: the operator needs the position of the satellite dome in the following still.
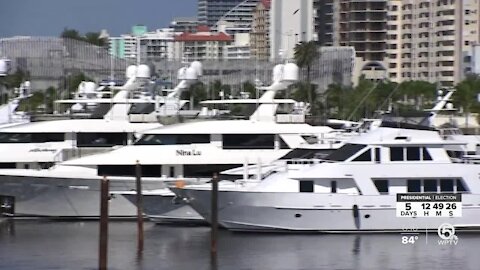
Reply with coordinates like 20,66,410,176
136,64,150,78
446,102,454,110
190,61,203,76
126,65,137,79
84,82,97,93
272,64,284,82
283,63,299,82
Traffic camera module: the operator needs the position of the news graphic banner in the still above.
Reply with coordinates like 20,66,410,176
396,193,462,217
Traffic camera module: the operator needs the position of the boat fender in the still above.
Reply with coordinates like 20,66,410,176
352,204,359,218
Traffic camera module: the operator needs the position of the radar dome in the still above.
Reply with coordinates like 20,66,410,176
272,64,284,82
446,102,454,110
84,82,97,93
24,81,31,88
126,65,137,79
185,67,198,80
283,63,299,82
136,64,150,78
190,61,203,76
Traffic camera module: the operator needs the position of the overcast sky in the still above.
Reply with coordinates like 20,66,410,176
0,0,198,37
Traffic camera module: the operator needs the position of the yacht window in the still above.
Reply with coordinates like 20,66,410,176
406,147,420,161
302,135,318,144
374,180,389,194
440,179,454,192
407,180,421,192
331,181,337,193
279,137,290,149
375,148,381,163
0,133,64,143
325,144,366,161
77,133,128,147
424,179,437,192
169,167,175,178
0,163,15,169
24,164,29,169
353,149,372,162
299,181,314,193
98,165,161,177
135,134,210,145
223,134,274,149
456,179,468,193
422,147,432,160
390,147,404,161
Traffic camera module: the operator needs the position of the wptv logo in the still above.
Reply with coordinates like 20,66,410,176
437,223,459,245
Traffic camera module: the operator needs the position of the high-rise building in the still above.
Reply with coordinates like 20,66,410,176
250,0,271,60
386,0,480,86
314,0,334,46
198,0,246,27
213,0,260,35
270,0,315,60
109,26,177,62
314,1,388,81
170,17,200,33
173,26,233,61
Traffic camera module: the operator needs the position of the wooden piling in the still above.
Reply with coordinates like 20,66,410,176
210,172,219,262
99,176,109,270
135,160,144,254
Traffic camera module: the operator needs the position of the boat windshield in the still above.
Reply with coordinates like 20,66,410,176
324,143,367,161
134,134,210,145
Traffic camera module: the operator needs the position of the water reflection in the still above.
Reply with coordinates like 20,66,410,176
0,221,479,270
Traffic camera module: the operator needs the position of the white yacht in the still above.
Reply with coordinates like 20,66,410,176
0,63,342,218
176,122,480,232
0,62,205,170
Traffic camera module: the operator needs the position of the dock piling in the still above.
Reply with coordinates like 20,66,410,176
135,160,144,254
210,172,219,262
99,176,109,270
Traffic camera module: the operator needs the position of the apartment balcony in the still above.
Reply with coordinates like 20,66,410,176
435,35,455,42
436,55,455,61
438,15,456,22
435,25,455,32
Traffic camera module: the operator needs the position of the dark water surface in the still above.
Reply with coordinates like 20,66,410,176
1,220,479,270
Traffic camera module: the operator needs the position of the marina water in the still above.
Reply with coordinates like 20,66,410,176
1,220,479,270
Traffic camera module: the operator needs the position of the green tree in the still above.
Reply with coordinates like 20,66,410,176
294,41,319,109
60,28,82,41
85,32,107,47
242,81,256,99
454,74,480,126
209,80,223,100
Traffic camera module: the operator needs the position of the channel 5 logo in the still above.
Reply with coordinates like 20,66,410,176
437,223,459,245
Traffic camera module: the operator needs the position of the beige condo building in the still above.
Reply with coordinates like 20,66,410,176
386,0,480,86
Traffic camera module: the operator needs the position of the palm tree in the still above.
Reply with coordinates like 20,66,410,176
294,41,319,112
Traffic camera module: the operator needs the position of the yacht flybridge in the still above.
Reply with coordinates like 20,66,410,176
177,122,480,232
0,62,345,218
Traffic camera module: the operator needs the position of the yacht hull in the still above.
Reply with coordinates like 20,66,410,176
0,175,165,218
178,189,480,232
122,193,205,224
